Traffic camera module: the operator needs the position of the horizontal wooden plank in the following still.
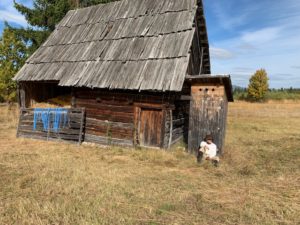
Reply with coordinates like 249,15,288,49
75,91,170,100
86,127,132,136
76,101,134,113
17,107,85,144
75,92,175,105
20,108,84,113
84,134,133,147
85,128,133,140
18,134,79,144
20,120,82,129
20,114,84,123
85,108,133,116
19,125,81,135
77,98,133,106
172,118,185,127
180,95,192,101
18,130,80,140
85,113,133,123
86,118,133,129
172,130,184,143
85,125,130,133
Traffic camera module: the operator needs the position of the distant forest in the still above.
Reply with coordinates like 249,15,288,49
234,86,300,101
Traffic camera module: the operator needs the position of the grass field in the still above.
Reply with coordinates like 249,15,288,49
0,102,299,225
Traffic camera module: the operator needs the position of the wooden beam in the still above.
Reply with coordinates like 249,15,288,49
199,47,204,75
19,84,26,108
160,110,167,149
168,109,173,149
78,108,85,145
180,95,192,101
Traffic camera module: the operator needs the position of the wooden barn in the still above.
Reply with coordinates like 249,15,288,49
14,0,233,153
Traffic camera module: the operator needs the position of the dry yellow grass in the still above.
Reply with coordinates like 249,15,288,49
0,102,299,225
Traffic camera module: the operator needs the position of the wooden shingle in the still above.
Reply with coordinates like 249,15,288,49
14,0,209,92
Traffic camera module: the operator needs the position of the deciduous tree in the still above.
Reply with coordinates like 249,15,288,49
0,27,27,102
247,69,269,102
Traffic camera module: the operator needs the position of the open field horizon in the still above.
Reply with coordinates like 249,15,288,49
0,101,299,225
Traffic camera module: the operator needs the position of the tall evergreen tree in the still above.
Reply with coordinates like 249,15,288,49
2,0,79,102
12,0,76,53
0,0,119,102
12,0,119,53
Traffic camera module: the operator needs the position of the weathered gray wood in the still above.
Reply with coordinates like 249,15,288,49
188,86,229,154
89,4,105,24
19,85,26,108
78,109,85,145
56,10,76,27
168,110,173,148
17,108,86,144
18,129,81,140
19,125,82,135
169,58,188,91
13,0,207,93
126,61,147,90
18,134,80,144
16,108,22,138
85,134,133,147
86,118,133,129
76,62,97,87
139,60,162,90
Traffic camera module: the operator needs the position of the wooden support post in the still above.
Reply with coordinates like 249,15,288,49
47,109,51,141
71,88,76,108
16,108,23,138
199,47,204,75
78,108,85,145
168,109,173,149
160,109,167,149
19,84,26,108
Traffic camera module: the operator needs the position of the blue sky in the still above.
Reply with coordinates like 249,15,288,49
1,0,300,88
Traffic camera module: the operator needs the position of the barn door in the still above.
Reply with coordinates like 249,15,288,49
139,108,163,147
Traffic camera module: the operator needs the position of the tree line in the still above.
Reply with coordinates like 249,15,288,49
0,0,118,103
235,69,300,101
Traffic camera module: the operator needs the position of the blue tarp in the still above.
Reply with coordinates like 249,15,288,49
33,108,69,132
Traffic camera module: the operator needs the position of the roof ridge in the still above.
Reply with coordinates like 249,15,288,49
57,9,195,29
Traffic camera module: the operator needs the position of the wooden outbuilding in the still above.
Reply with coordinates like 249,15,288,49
14,0,233,153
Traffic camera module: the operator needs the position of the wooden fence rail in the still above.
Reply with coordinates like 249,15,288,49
17,108,85,144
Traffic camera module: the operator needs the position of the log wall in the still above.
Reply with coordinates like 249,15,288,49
170,100,189,145
74,89,178,148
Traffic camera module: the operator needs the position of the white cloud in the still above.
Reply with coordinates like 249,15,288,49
208,0,253,30
207,0,300,88
233,67,254,73
0,10,27,26
0,0,29,26
241,27,282,44
210,47,234,60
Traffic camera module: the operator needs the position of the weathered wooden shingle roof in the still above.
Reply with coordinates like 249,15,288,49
14,0,209,92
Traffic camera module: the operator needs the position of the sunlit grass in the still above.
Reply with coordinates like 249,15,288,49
0,102,299,225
